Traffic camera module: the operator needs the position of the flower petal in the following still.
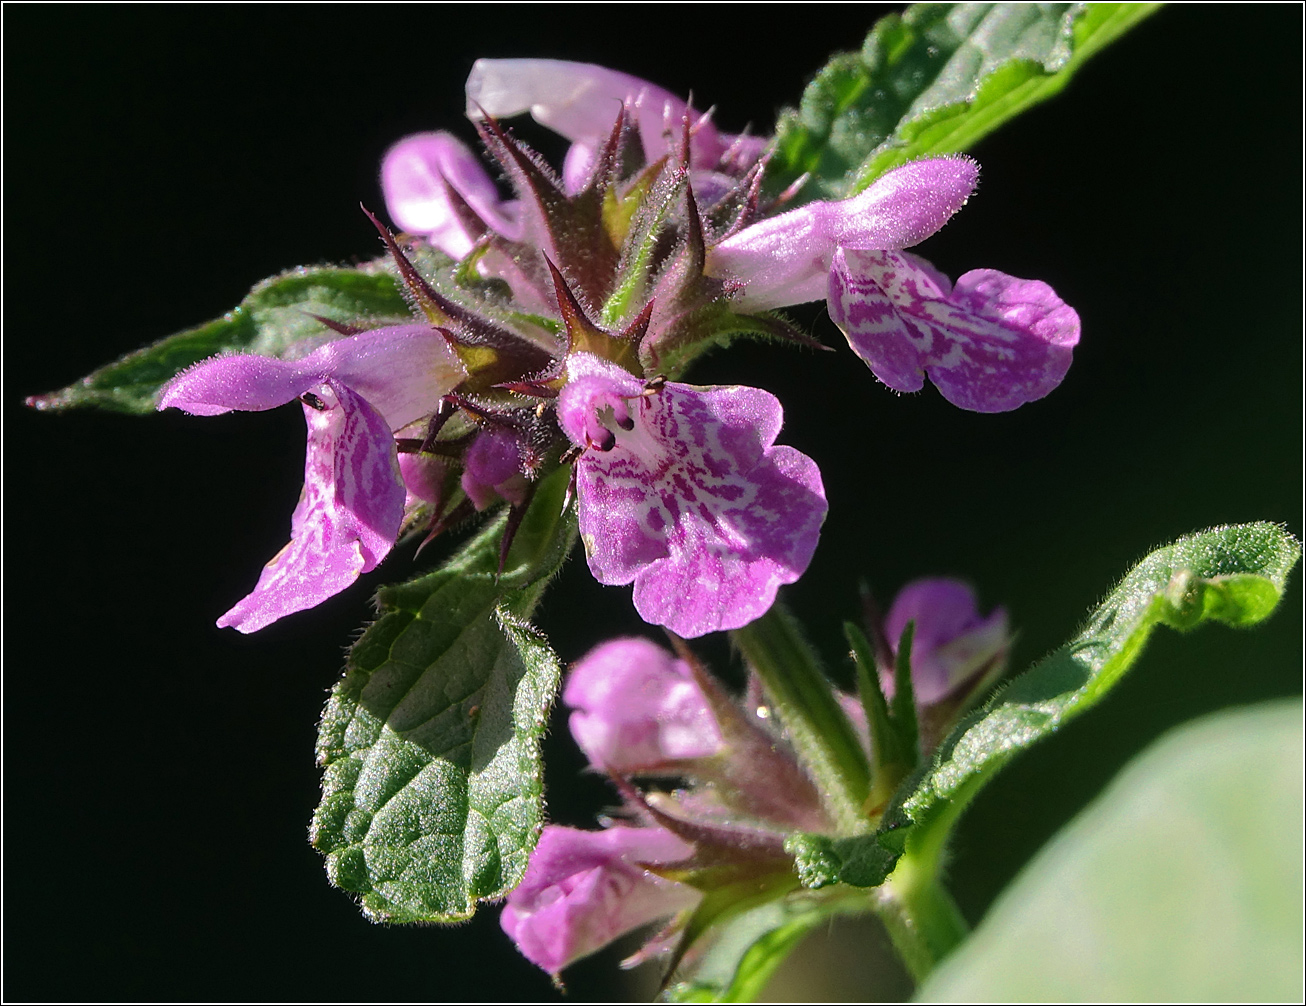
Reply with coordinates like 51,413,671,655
381,131,522,256
708,157,979,310
829,247,1080,412
500,824,697,976
465,58,725,168
215,380,405,633
159,326,466,431
559,354,827,637
883,578,1010,704
460,427,526,510
564,638,723,772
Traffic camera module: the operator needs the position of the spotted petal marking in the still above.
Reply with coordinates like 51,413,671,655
829,247,1080,413
217,381,405,633
558,353,826,638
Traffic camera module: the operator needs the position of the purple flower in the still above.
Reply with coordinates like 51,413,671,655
158,327,466,632
564,637,724,773
381,131,522,260
500,824,698,977
708,157,1081,412
828,249,1079,412
459,427,529,511
883,578,1010,705
708,157,981,311
557,353,827,638
563,636,832,830
386,62,1080,415
464,58,765,193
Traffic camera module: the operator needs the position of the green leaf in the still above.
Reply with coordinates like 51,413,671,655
800,523,1300,889
918,699,1304,1001
786,832,897,891
769,2,1162,202
28,262,412,414
662,891,869,1003
311,466,576,923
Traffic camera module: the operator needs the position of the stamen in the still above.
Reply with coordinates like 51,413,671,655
300,392,328,411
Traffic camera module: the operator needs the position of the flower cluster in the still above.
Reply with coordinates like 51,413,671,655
502,579,1010,978
157,59,1077,646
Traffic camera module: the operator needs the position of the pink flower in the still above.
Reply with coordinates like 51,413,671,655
708,157,1081,413
459,427,529,511
385,61,1081,415
158,327,466,631
883,578,1010,705
381,132,522,260
464,58,765,193
708,157,981,311
557,353,827,638
500,824,698,977
828,249,1079,412
564,637,724,773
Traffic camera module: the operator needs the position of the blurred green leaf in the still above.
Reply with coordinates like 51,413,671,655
795,523,1300,890
918,699,1304,1001
769,2,1162,202
311,467,576,922
663,892,868,1003
28,262,412,413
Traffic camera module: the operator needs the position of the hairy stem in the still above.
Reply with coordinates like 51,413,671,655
732,604,871,834
874,820,970,982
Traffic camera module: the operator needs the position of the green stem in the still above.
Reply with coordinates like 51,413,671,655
731,604,871,834
873,821,970,983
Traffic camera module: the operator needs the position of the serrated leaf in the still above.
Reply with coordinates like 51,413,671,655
769,2,1162,202
311,466,576,923
918,700,1304,1002
800,522,1300,889
662,892,868,1003
28,262,412,414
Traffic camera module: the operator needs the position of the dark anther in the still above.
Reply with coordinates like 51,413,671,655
591,428,616,452
300,392,328,411
642,375,666,395
615,413,635,431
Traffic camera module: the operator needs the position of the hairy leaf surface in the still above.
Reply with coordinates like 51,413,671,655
794,523,1300,890
311,467,575,922
768,3,1161,202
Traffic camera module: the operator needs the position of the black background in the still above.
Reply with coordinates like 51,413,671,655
5,6,1301,1002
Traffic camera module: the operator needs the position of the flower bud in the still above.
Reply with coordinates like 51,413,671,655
564,638,723,773
499,824,697,976
883,578,1010,706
